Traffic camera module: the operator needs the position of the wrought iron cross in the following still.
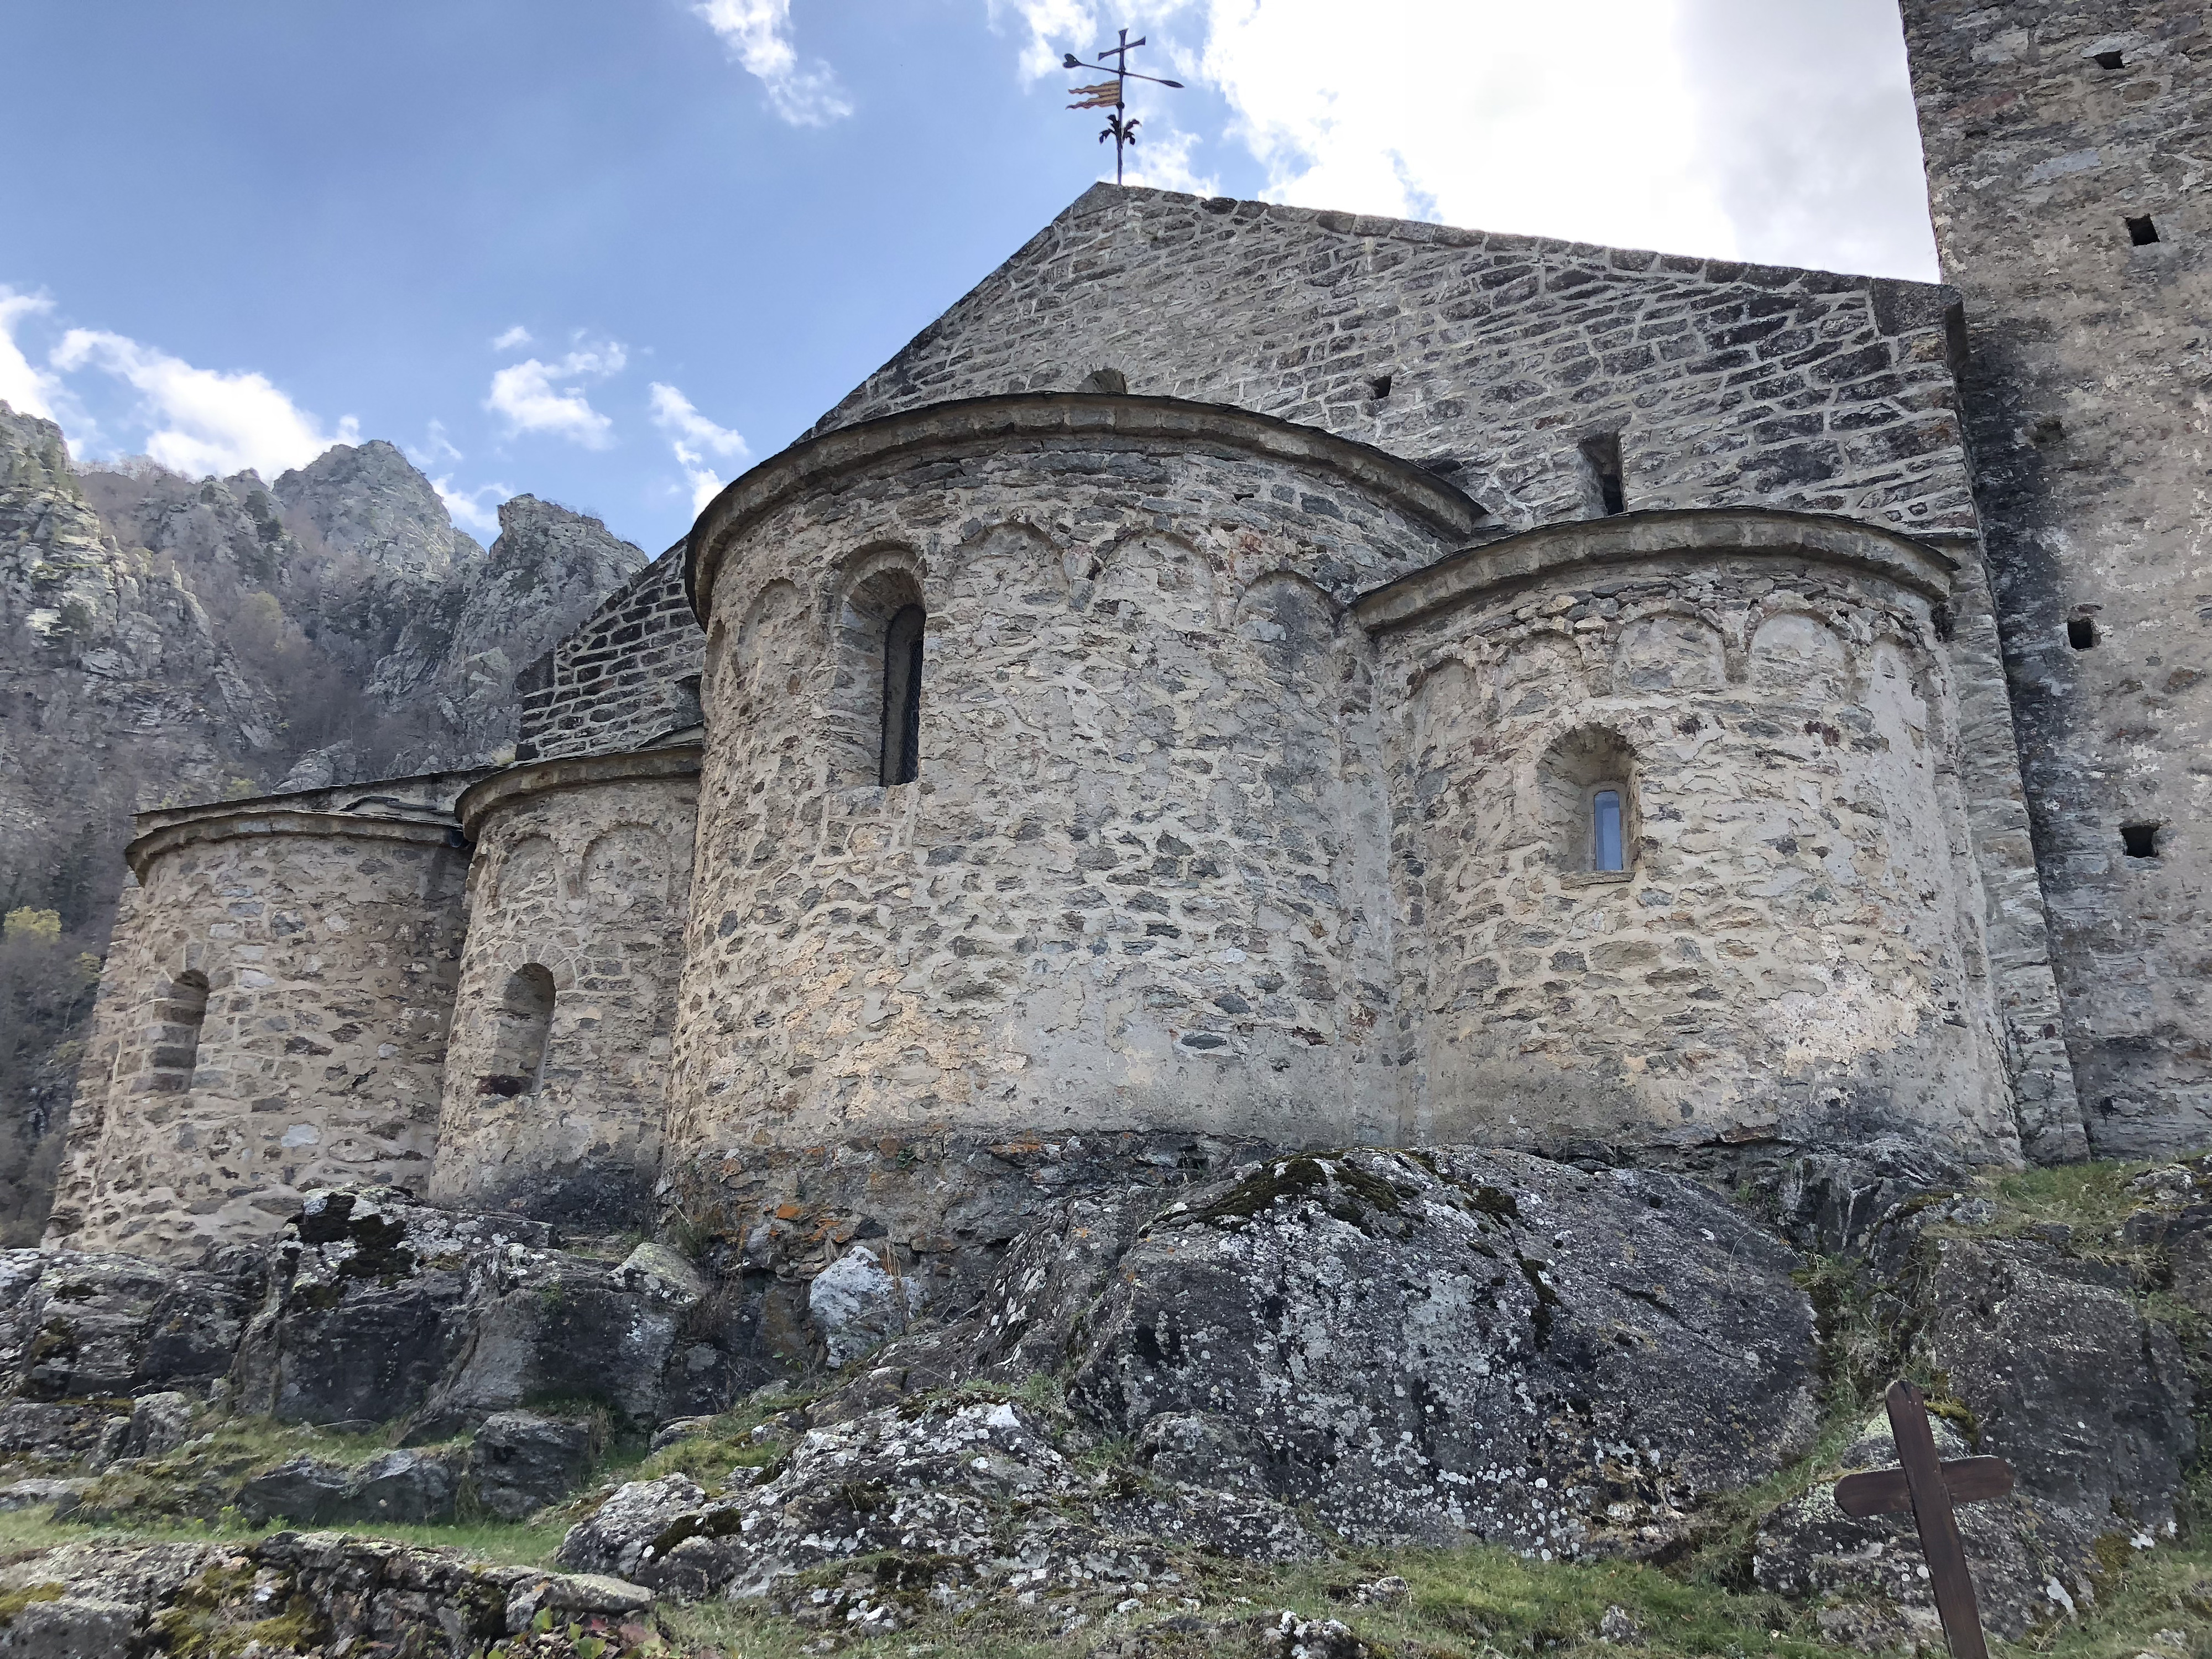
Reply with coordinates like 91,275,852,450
1834,1379,2016,1659
1063,27,1183,185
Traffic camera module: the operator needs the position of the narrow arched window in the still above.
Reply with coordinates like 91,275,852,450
1590,788,1625,872
479,964,554,1099
148,972,208,1094
880,603,925,785
1538,727,1637,879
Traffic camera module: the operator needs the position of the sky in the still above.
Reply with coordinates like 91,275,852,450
0,0,1939,556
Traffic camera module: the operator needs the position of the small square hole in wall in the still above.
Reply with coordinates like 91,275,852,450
2127,215,2161,246
2121,822,2161,858
1370,373,1394,400
1578,432,1627,517
2094,49,2126,69
2067,616,2098,649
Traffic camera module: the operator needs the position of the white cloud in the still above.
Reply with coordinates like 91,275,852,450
434,476,510,538
0,289,66,422
50,327,356,478
409,419,464,468
491,324,534,352
1677,0,1938,279
1003,0,1937,278
484,340,627,448
692,0,852,126
1118,124,1217,197
649,382,750,512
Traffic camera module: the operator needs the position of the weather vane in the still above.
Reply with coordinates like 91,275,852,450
1063,27,1182,185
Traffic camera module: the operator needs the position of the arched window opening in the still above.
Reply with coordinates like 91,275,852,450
881,603,925,785
478,964,554,1099
830,561,925,787
1591,787,1626,872
147,971,208,1094
1538,727,1639,879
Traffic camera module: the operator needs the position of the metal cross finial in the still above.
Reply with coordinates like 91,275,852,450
1063,26,1183,185
1833,1379,2016,1659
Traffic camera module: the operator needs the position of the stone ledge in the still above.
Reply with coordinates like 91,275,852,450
1351,505,1961,635
455,745,703,837
124,810,469,881
687,392,1492,623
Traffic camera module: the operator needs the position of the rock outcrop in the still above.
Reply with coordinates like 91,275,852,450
227,1187,694,1438
1060,1150,1820,1552
557,1395,1320,1605
0,1151,2203,1652
0,1530,651,1657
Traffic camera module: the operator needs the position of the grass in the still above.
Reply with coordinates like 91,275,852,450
0,1501,567,1567
1978,1161,2167,1247
644,1538,2212,1659
604,1390,814,1493
51,1410,474,1528
11,1473,2212,1659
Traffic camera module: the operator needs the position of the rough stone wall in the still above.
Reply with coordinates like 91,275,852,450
515,543,703,763
803,185,2080,1163
48,777,475,1259
813,185,1978,541
671,403,1471,1163
1363,512,2051,1167
429,754,698,1228
1901,1,2212,1155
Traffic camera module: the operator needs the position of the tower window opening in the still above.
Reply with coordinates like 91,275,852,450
1591,788,1626,873
2094,49,2125,69
881,604,925,786
2121,822,2161,859
2127,216,2160,246
148,971,209,1093
2068,617,2098,649
1578,432,1627,517
479,964,554,1098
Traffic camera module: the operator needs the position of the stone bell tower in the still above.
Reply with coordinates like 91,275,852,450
1899,1,2212,1155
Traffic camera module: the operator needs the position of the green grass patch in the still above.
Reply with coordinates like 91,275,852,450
590,1391,815,1496
1982,1162,2164,1245
0,1498,564,1567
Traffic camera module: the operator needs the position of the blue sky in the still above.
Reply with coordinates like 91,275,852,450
1,0,1938,556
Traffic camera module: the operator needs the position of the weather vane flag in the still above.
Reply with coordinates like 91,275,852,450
1063,27,1182,185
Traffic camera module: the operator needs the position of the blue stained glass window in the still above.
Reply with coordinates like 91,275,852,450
1592,789,1624,872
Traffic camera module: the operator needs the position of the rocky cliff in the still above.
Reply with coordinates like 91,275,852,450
0,404,649,1243
0,1151,2204,1657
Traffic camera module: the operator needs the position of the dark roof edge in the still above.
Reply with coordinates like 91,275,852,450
687,391,1490,623
456,745,702,837
1351,506,1961,635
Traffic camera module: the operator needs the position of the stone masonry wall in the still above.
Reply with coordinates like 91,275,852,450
430,753,698,1228
1901,0,2212,1155
813,185,1976,540
515,542,704,763
1361,512,2050,1167
804,186,2079,1161
49,789,472,1259
671,400,1474,1162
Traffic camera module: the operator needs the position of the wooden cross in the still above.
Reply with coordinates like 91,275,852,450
1833,1378,2016,1659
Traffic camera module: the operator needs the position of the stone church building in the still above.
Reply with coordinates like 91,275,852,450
47,0,2210,1259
